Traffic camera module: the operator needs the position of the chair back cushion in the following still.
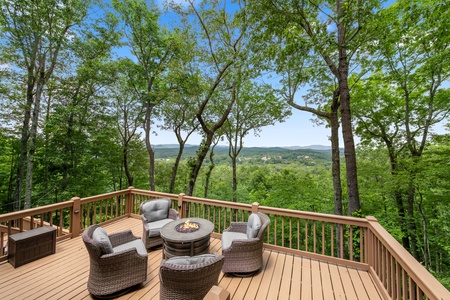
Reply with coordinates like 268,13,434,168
92,227,113,254
164,254,217,267
141,199,170,222
246,213,262,238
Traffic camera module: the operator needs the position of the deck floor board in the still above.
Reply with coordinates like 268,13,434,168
0,217,383,300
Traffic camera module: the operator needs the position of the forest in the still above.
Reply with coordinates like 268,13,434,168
0,0,449,287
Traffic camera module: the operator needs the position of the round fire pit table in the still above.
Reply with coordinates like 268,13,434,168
160,218,214,259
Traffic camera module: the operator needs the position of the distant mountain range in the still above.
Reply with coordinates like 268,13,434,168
153,144,334,151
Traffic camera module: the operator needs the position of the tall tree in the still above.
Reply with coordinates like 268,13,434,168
157,30,202,193
171,0,246,196
112,60,146,187
0,0,91,209
246,0,384,214
225,78,290,202
112,0,179,190
354,0,450,258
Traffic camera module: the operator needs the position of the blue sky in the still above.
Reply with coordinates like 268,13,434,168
152,107,334,147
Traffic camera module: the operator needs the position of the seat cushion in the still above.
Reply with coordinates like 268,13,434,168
141,199,170,222
246,214,262,238
164,254,217,267
144,218,174,237
92,227,113,254
113,239,147,256
221,231,248,250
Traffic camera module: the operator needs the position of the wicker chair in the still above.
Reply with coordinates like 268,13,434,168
159,253,224,300
82,225,148,298
221,212,270,274
141,198,178,249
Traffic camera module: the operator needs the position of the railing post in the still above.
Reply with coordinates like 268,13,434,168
71,197,81,238
126,186,134,215
365,216,378,269
178,193,185,219
251,202,260,213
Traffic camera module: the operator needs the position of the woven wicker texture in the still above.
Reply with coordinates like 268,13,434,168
140,198,179,249
159,254,224,300
221,212,270,274
82,225,148,297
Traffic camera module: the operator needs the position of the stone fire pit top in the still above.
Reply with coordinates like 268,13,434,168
161,218,214,242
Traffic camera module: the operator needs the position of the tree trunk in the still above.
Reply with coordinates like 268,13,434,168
123,145,133,187
203,145,216,198
330,90,343,216
336,1,360,215
169,142,185,194
187,138,212,196
231,154,237,202
24,75,45,208
407,179,418,259
13,75,35,211
144,96,155,191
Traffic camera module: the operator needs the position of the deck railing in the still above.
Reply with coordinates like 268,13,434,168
0,187,448,300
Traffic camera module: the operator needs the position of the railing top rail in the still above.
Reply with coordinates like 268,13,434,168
129,188,178,201
367,217,450,299
132,190,371,227
0,201,73,223
79,190,130,204
181,195,252,210
258,205,370,227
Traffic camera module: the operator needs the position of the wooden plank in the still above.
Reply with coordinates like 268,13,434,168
348,267,370,300
245,250,273,300
224,276,243,299
289,255,302,299
319,261,335,300
311,259,324,300
255,251,278,299
358,270,383,300
231,274,254,300
278,254,294,300
301,257,312,299
329,262,345,300
266,251,285,299
339,266,358,299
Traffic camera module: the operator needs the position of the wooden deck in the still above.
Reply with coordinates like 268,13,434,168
0,217,383,300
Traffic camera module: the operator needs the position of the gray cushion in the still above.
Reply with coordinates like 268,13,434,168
164,254,217,266
92,227,113,254
141,199,170,222
246,214,262,238
113,239,147,256
144,218,174,237
221,231,247,250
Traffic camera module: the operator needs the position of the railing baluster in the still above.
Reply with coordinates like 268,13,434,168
313,220,317,253
322,221,325,255
349,226,353,261
274,216,277,246
289,217,292,249
305,219,308,252
339,224,343,259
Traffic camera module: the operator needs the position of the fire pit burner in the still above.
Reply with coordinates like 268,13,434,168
175,220,200,233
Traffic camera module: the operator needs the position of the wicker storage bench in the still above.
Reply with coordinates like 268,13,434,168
8,226,56,268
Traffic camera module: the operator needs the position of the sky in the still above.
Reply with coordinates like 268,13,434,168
151,107,334,147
